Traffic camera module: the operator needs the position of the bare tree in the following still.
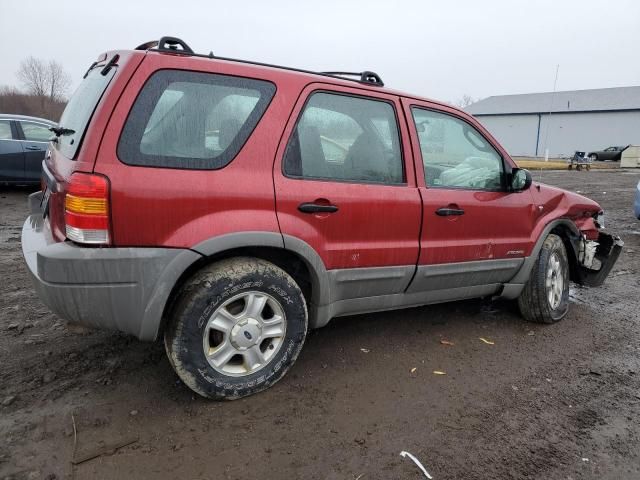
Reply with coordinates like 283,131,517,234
47,60,71,102
17,56,71,102
455,94,475,108
17,56,49,98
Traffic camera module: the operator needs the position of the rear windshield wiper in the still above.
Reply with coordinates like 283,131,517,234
49,126,76,137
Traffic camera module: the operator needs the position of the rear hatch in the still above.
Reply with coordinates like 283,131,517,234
43,51,144,242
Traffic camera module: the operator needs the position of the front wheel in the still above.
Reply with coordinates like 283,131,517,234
164,257,308,400
518,234,570,323
590,154,598,162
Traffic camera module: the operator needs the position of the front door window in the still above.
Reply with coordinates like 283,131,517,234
411,108,504,191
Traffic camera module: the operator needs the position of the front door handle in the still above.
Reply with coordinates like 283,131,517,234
25,146,42,151
436,206,465,216
298,202,339,214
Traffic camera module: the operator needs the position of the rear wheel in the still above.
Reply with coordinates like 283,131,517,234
518,234,570,323
164,257,308,400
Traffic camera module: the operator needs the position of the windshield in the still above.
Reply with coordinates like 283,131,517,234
56,66,116,158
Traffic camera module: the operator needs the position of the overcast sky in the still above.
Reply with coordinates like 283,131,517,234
1,0,639,104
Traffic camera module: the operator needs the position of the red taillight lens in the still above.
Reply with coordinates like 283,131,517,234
64,173,110,245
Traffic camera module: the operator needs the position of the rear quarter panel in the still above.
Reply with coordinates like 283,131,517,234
93,54,308,247
45,51,146,241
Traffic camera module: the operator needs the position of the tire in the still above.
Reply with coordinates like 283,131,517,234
164,257,308,400
518,234,570,324
590,154,598,162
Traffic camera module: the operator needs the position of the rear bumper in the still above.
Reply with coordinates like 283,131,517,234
22,194,201,340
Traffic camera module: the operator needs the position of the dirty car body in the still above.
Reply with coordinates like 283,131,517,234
21,37,623,399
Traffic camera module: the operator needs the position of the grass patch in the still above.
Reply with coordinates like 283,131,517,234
513,157,616,171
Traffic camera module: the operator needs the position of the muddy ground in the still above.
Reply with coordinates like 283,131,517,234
1,169,639,480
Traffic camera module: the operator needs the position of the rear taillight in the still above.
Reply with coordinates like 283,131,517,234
64,173,110,245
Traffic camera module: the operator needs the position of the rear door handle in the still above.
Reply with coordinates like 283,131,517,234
25,146,42,151
436,207,465,216
298,202,339,214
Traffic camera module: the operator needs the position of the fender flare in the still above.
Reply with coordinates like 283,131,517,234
500,219,580,299
191,231,330,306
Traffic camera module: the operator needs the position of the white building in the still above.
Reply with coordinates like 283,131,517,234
465,86,640,157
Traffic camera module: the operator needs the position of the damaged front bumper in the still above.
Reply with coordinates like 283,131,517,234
574,231,624,287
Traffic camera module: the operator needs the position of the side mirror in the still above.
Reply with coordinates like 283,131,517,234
511,168,532,192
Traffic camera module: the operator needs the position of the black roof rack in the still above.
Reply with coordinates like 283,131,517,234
320,71,384,86
134,36,384,87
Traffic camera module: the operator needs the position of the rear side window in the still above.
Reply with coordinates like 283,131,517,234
57,67,117,158
20,122,52,142
283,92,404,184
0,121,12,140
118,70,276,170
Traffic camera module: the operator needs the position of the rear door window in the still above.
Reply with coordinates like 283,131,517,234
56,66,117,158
283,92,404,184
0,121,12,140
20,122,52,142
117,70,276,170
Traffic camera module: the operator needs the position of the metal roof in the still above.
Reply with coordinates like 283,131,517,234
465,86,640,116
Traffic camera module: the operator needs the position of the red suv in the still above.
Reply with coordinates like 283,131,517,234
22,37,622,399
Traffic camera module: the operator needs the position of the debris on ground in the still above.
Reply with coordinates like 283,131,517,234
479,337,495,345
433,371,446,375
399,450,433,479
410,367,417,373
72,436,139,465
439,340,455,346
360,348,370,353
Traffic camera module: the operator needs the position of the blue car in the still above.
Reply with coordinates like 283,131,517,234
635,180,640,219
0,114,55,185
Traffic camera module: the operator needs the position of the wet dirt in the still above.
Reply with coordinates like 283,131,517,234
1,169,639,480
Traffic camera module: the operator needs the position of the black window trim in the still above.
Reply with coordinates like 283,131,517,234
0,120,20,141
282,89,408,187
409,105,509,193
116,68,277,171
